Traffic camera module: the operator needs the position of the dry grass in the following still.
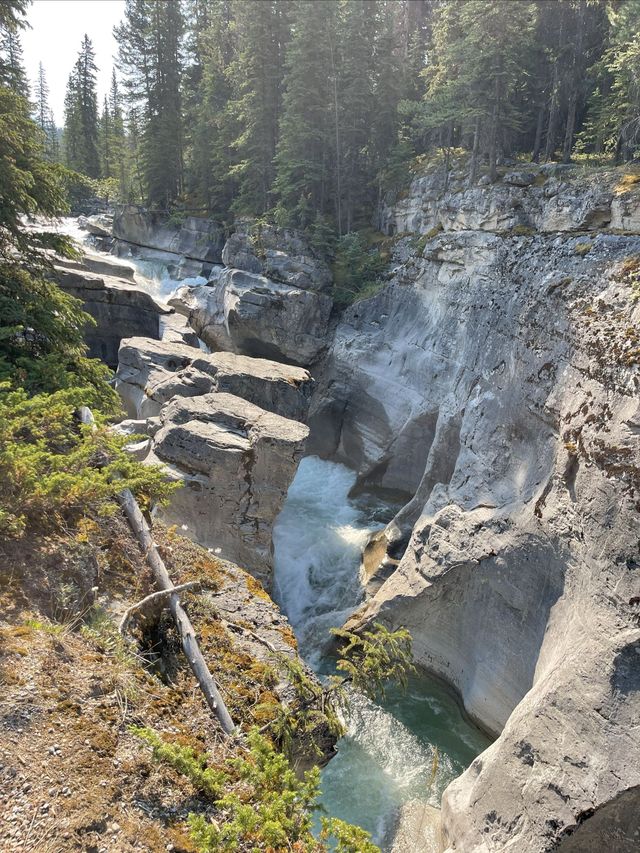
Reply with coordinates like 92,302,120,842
0,514,310,852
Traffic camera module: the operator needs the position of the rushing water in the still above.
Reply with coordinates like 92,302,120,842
55,216,207,305
61,218,490,845
273,456,491,848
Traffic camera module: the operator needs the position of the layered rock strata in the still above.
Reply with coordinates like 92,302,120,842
312,165,640,852
54,258,165,366
115,337,312,421
115,336,312,589
146,392,308,588
112,205,225,269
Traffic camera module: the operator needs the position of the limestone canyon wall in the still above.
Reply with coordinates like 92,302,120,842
310,166,640,852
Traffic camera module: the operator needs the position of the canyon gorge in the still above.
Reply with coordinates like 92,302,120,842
58,163,640,852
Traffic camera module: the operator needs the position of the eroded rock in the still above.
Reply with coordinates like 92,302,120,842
146,392,309,588
315,177,640,851
222,221,332,293
116,337,312,421
112,205,225,265
169,267,332,366
54,260,165,366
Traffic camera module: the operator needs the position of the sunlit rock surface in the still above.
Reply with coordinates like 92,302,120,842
169,267,332,366
116,337,312,421
54,258,164,366
112,205,225,267
314,165,640,852
147,392,309,588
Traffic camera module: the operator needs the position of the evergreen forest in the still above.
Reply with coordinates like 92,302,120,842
4,0,640,244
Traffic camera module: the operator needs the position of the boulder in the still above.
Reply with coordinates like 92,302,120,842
83,213,113,238
503,170,536,187
54,260,165,366
169,268,332,366
115,338,197,417
112,205,225,264
222,222,332,293
159,312,201,348
147,392,309,587
115,336,313,421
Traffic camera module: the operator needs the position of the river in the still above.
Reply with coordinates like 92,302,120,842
67,221,491,849
273,456,491,847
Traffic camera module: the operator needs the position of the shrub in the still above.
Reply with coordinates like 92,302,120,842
332,231,387,307
133,725,380,852
0,385,175,538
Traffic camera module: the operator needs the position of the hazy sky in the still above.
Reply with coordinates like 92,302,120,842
23,0,126,125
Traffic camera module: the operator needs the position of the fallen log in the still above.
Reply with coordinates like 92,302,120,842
119,581,201,636
118,487,236,736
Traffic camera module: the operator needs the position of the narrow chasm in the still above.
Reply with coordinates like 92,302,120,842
272,456,491,847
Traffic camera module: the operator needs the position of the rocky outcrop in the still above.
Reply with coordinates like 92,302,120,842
146,392,309,588
79,213,113,239
313,169,640,852
169,267,332,366
383,164,640,237
222,221,332,293
116,336,313,420
54,258,165,366
112,206,225,269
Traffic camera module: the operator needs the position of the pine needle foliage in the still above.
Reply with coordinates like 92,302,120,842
0,385,175,539
132,725,380,852
331,622,416,701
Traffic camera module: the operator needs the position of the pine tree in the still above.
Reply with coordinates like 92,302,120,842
63,35,100,177
582,0,640,162
108,71,128,198
423,0,536,182
0,20,28,98
337,0,378,232
274,0,339,229
115,0,184,207
228,0,291,217
33,62,58,161
99,95,112,177
187,0,236,217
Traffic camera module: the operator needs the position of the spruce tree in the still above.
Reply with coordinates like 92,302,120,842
34,62,58,161
187,0,236,218
228,0,291,217
63,35,100,177
115,0,184,207
0,22,28,98
274,0,339,229
582,0,640,162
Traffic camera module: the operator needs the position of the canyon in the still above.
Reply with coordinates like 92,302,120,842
69,165,640,852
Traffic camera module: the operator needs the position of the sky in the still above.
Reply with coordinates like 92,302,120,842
22,0,126,125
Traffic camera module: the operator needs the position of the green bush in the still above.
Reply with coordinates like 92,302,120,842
133,725,380,852
332,231,387,307
0,385,175,538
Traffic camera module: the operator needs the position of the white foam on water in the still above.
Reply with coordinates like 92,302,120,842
272,456,378,666
272,455,491,847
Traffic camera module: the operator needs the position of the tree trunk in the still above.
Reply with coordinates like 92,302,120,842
544,64,560,162
118,488,236,736
562,2,586,163
532,103,545,162
469,116,480,185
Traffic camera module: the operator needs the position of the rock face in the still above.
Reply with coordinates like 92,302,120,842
147,392,309,588
169,267,332,366
54,259,165,366
382,165,640,236
112,205,225,266
222,221,332,293
116,336,313,421
313,166,640,852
